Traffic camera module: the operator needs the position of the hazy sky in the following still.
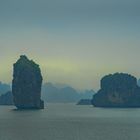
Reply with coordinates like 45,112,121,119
0,0,140,90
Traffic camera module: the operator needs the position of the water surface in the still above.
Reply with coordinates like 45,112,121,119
0,103,140,140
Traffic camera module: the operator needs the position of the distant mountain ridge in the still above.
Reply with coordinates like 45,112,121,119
0,91,13,105
0,82,11,95
0,82,95,104
42,83,95,103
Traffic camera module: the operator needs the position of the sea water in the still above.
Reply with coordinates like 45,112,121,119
0,103,140,140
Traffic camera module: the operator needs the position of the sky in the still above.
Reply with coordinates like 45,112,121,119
0,0,140,91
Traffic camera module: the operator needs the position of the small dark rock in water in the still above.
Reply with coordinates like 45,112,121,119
77,99,92,105
12,55,44,109
92,73,140,107
0,91,13,105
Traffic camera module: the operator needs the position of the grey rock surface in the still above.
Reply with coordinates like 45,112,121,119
12,55,44,109
92,73,140,107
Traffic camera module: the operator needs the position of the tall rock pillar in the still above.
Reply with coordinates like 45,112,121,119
12,55,44,109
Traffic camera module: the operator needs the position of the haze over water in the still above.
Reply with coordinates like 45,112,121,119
0,0,140,90
0,104,140,140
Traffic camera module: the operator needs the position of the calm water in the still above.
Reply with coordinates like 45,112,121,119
0,104,140,140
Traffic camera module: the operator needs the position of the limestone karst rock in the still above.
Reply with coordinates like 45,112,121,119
92,73,140,107
12,55,44,109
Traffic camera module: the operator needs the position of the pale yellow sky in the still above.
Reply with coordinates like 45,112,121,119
0,0,140,90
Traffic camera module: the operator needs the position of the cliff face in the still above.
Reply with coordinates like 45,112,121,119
92,73,140,107
12,55,44,109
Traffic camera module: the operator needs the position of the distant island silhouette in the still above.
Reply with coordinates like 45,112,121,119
92,73,140,108
77,99,92,105
0,82,95,105
1,56,140,108
42,83,94,103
